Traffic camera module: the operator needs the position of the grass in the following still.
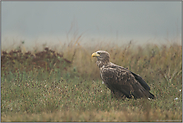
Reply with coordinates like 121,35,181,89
1,39,182,122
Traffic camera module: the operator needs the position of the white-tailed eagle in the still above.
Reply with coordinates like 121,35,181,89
92,50,155,99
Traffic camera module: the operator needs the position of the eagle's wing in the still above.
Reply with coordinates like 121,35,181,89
110,63,150,91
101,65,150,98
130,71,150,91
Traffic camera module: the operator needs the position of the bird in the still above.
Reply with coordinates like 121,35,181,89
91,50,155,99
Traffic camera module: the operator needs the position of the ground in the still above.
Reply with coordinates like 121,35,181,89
1,41,182,122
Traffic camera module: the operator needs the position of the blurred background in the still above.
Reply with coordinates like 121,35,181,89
1,1,181,49
1,2,182,121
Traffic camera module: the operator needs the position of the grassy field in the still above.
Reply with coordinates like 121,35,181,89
1,40,182,122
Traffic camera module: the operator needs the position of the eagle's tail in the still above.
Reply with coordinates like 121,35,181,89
149,92,155,99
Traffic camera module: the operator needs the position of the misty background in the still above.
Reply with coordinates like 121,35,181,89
1,1,182,49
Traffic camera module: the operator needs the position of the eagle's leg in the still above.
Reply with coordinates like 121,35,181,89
111,90,115,99
111,90,126,100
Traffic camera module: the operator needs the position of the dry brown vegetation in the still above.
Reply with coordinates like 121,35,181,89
1,39,182,122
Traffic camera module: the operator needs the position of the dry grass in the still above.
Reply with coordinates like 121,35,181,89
1,108,182,122
1,38,182,122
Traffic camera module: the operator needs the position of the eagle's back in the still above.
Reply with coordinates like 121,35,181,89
100,62,154,99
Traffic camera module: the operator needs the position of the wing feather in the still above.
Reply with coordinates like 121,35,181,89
130,71,150,91
101,64,150,98
109,63,151,91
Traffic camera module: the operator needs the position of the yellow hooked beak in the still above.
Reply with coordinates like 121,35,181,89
92,52,100,57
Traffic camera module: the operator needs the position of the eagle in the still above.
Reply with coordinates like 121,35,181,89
92,50,155,99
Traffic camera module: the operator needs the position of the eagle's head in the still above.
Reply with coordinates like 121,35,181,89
92,50,110,68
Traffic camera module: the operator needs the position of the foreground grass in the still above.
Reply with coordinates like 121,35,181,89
1,78,182,122
1,41,182,122
2,108,182,122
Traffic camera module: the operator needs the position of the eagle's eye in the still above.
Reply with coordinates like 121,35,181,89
97,52,101,55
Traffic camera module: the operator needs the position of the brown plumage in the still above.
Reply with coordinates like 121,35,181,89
92,50,155,99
